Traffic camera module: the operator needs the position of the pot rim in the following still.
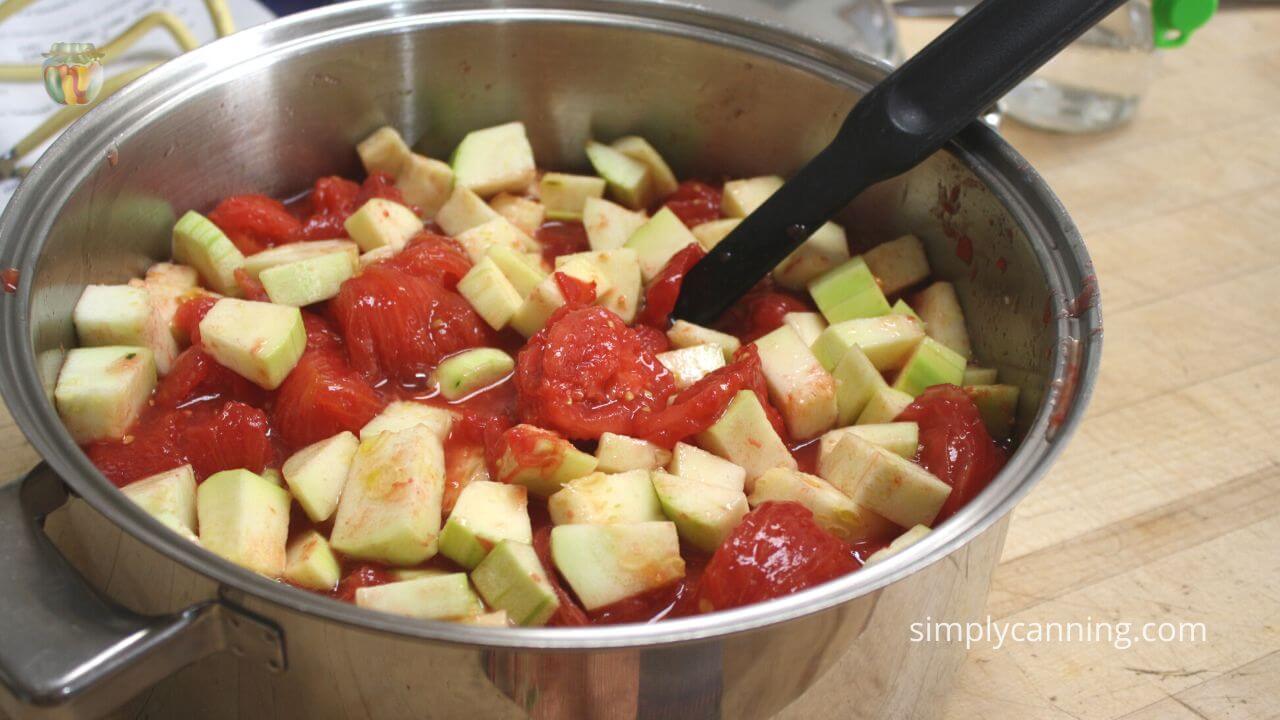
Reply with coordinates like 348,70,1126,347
0,0,1101,650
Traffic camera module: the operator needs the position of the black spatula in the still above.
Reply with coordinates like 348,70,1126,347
672,0,1127,325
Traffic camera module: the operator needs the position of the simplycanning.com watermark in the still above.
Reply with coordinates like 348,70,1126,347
909,615,1208,651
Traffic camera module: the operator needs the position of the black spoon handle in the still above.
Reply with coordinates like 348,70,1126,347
672,0,1127,326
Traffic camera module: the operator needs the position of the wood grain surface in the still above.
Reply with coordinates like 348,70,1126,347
2,8,1277,719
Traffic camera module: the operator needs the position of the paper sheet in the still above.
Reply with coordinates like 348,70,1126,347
0,0,275,211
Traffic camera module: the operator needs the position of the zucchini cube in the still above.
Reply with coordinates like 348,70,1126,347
241,240,359,280
812,315,926,372
436,186,502,236
773,222,851,291
822,435,951,528
818,423,920,470
666,320,740,363
783,312,827,347
752,325,838,441
554,249,642,324
651,472,749,553
434,348,515,401
198,298,306,390
73,283,178,374
550,522,684,611
120,464,196,534
356,126,413,176
832,345,889,425
329,426,446,566
666,442,747,492
539,173,606,221
171,210,246,296
808,257,892,323
438,480,532,569
197,469,292,577
656,343,726,391
359,401,454,442
471,540,560,626
495,424,598,498
509,258,611,337
962,366,998,386
865,525,933,565
284,530,341,591
451,121,536,197
857,387,916,425
695,390,797,489
585,141,652,210
343,198,424,253
912,281,973,358
624,207,698,283
890,299,922,321
396,154,455,218
594,433,672,474
547,469,665,525
355,573,484,620
455,217,536,264
962,384,1020,440
260,250,356,307
892,337,967,397
55,346,156,443
487,245,547,297
721,176,783,217
863,235,930,297
691,218,740,251
281,430,360,523
610,136,679,198
749,467,895,542
489,193,545,235
458,257,524,330
582,197,649,251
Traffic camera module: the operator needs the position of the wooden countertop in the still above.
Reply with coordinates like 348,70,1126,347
2,8,1278,719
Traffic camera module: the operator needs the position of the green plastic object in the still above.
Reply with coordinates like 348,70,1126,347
1152,0,1216,48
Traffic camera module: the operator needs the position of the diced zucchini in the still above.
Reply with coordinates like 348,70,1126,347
121,464,196,534
329,426,446,566
721,176,783,217
198,299,306,390
667,320,741,363
831,345,888,426
464,611,511,627
444,445,491,514
783,312,827,347
438,480,532,569
172,210,246,296
343,198,424,253
749,467,894,542
487,245,547,297
260,251,356,307
585,141,652,210
396,154,454,219
495,424,599,498
809,256,891,324
539,173,606,220
821,435,951,528
73,283,177,375
652,472,749,553
241,240,359,280
356,126,413,176
554,249,642,324
582,197,648,251
550,522,684,610
471,540,560,626
892,337,967,397
863,235,930,296
696,390,797,488
962,366,998,385
138,263,201,345
962,384,1020,440
260,468,284,486
455,217,536,264
547,469,665,525
913,281,972,358
359,246,396,268
436,186,502,236
811,315,926,372
624,207,698,283
458,257,524,330
890,299,922,321
752,325,837,441
691,218,740,251
451,121,537,197
656,343,726,391
611,136,679,198
281,431,360,523
145,262,199,289
818,424,920,473
857,387,916,425
355,573,483,620
360,401,454,442
595,433,672,473
284,530,341,591
55,346,156,443
509,258,610,337
489,192,545,235
434,348,514,401
864,525,932,565
196,469,291,577
388,569,449,582
667,442,746,492
773,222,850,291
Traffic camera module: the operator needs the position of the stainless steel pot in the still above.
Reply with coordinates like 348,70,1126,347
0,2,1101,718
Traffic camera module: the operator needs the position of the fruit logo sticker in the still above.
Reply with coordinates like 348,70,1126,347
42,42,104,106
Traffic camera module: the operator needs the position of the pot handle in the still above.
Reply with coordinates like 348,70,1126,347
0,463,282,719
